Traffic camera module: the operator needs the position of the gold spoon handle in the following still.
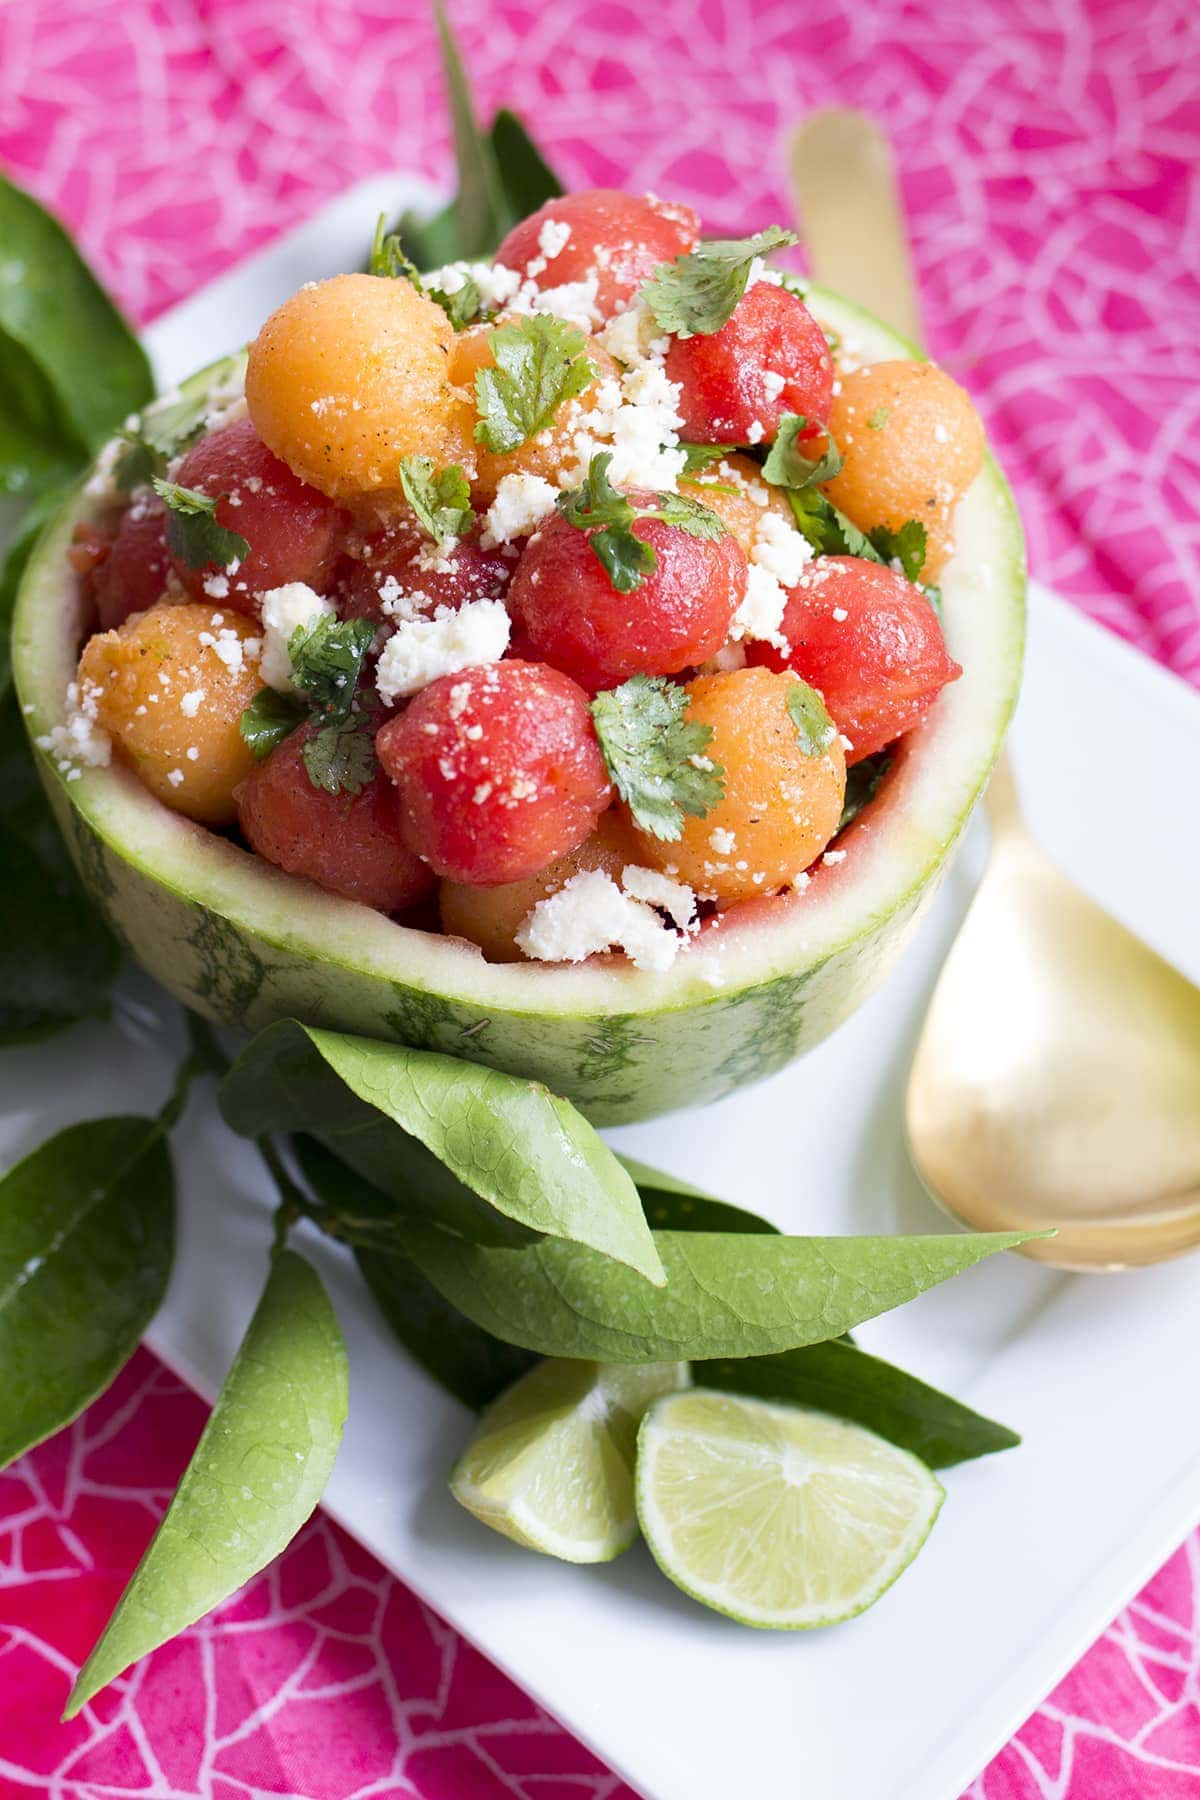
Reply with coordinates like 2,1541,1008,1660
787,108,1024,838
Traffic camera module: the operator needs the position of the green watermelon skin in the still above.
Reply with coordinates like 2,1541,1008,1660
13,293,1025,1125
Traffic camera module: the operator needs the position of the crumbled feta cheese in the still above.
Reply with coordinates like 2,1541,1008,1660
83,433,126,500
537,218,572,262
746,420,765,444
823,848,847,866
732,563,789,647
35,678,111,772
375,598,510,704
481,473,560,546
203,365,248,433
558,361,687,493
709,827,736,856
518,276,601,332
761,370,786,400
620,865,697,931
180,688,206,718
751,510,813,588
167,768,184,787
259,582,335,692
202,572,230,599
832,606,848,622
515,870,682,974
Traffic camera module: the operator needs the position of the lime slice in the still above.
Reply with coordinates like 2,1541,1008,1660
636,1388,944,1627
451,1358,689,1562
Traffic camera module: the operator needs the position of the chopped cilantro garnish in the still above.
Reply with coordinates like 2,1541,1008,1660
866,405,890,430
151,478,250,571
784,487,882,563
869,519,928,583
680,443,731,478
287,614,376,724
399,455,475,547
370,212,424,286
239,689,306,760
785,681,837,758
116,387,214,492
643,227,799,338
761,414,843,490
556,453,726,593
473,314,594,453
427,275,484,329
591,674,725,841
301,716,377,797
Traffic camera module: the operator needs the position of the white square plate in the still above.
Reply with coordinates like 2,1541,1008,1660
6,176,1199,1800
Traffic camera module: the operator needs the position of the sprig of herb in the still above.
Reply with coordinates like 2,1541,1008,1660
151,478,250,571
643,226,798,338
473,314,594,453
239,688,307,760
399,455,475,546
869,519,928,582
590,673,725,840
786,680,837,758
761,413,844,490
287,614,376,721
301,715,377,797
557,452,725,593
370,211,424,285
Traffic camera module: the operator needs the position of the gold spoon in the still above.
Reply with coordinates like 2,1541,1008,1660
789,109,1200,1270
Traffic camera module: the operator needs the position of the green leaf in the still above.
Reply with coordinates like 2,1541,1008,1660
698,1341,1019,1469
0,818,120,1044
64,1249,347,1716
761,414,843,489
114,368,239,491
786,680,837,758
490,108,564,219
1,484,67,699
643,227,799,338
426,274,484,330
474,315,594,453
0,1115,173,1471
370,212,424,285
679,443,732,479
239,688,306,760
0,174,153,492
556,452,655,592
785,486,886,563
219,1020,665,1283
837,749,892,832
648,490,727,539
287,614,375,723
433,0,511,259
591,674,725,841
291,1139,538,1410
399,455,475,547
617,1155,780,1235
301,716,376,797
869,519,929,583
151,479,249,572
389,1223,1037,1362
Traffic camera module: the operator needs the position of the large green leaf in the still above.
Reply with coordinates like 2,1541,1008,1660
490,109,564,220
220,1021,664,1283
293,1136,537,1410
0,175,152,486
698,1341,1019,1469
65,1250,347,1715
0,1116,173,1470
386,1224,1034,1363
0,815,120,1044
617,1155,779,1235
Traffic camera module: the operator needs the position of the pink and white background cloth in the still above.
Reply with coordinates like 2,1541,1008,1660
1,1,1198,1794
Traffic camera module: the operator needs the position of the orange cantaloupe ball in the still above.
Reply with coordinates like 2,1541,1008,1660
630,666,846,904
78,600,263,825
821,361,985,579
244,273,474,506
448,326,621,505
439,808,645,963
679,451,794,556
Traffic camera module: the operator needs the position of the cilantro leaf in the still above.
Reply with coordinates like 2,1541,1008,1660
680,443,731,479
426,276,484,330
473,315,594,453
869,519,928,583
643,227,799,338
837,749,892,832
301,717,377,797
398,456,475,547
591,675,725,841
115,380,230,491
239,689,306,760
785,681,837,758
761,414,843,490
370,212,424,286
151,478,249,571
557,454,727,593
785,487,883,563
287,615,376,725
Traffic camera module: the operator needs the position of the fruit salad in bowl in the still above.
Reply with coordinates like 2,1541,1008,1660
12,187,1024,1122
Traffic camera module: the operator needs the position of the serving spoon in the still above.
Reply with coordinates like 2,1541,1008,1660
789,108,1200,1270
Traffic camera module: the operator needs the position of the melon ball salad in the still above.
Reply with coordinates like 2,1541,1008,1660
60,188,983,975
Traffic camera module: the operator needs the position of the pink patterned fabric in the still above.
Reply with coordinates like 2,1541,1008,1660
0,1,1197,1795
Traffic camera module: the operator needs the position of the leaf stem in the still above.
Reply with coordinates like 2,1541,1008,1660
257,1136,306,1257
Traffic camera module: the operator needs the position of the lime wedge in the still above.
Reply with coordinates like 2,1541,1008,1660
636,1388,944,1627
451,1358,689,1562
